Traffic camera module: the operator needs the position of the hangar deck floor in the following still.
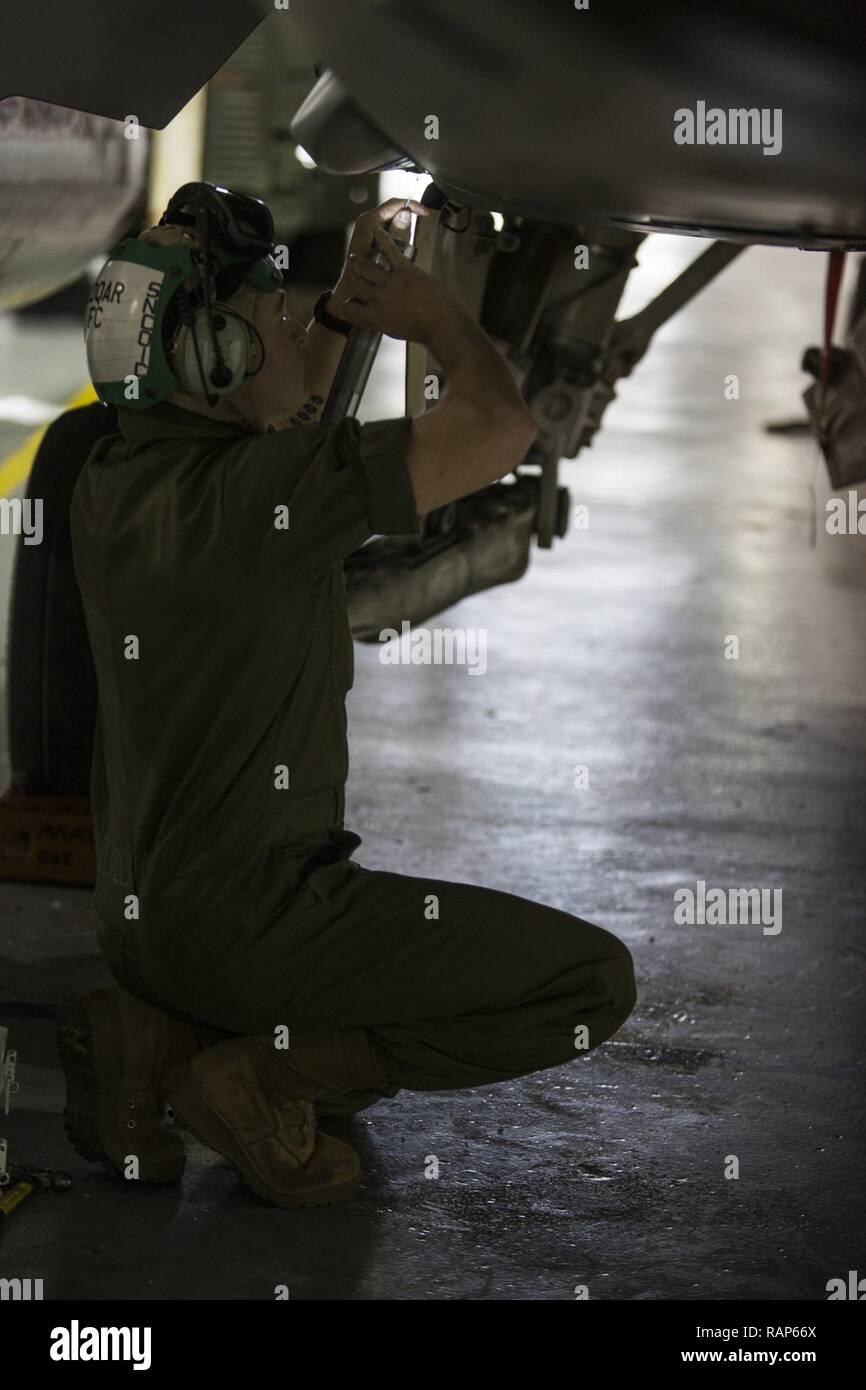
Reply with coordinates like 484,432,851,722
0,238,863,1300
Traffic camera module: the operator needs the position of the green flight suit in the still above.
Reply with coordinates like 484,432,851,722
71,402,635,1104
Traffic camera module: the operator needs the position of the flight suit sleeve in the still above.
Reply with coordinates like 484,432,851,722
220,415,423,584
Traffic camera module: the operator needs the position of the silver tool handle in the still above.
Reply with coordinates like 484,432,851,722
322,238,415,424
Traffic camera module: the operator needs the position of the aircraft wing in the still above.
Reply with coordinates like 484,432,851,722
1,0,270,127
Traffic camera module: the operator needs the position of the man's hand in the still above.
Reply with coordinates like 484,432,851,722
328,198,425,330
299,197,442,420
322,193,538,516
330,201,467,347
341,197,428,262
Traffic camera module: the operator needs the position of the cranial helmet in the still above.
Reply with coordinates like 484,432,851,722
84,182,283,410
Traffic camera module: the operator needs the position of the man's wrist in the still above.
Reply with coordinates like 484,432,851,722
313,289,353,336
327,275,356,318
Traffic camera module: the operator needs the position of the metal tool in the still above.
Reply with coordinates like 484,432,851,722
0,1166,72,1219
322,198,416,423
0,1025,72,1220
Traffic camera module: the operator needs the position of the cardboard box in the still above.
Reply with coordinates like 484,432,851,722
0,791,95,886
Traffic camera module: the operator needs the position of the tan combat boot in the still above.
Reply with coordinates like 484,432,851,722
57,988,227,1183
164,1030,390,1207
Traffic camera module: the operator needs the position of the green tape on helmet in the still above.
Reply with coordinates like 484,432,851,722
84,235,283,411
85,240,192,409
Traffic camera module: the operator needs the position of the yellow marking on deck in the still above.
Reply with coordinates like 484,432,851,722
0,384,98,497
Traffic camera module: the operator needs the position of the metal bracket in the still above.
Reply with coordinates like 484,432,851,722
405,200,500,419
523,226,645,545
524,235,747,542
580,239,747,451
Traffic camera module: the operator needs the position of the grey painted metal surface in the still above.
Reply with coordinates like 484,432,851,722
0,0,268,129
289,0,866,246
0,99,147,311
3,3,866,244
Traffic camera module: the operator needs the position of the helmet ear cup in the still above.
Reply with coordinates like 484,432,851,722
174,303,253,399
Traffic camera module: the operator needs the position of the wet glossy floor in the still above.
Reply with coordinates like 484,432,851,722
0,238,864,1299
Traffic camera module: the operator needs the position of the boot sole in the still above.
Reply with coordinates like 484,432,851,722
55,992,183,1184
167,1064,361,1208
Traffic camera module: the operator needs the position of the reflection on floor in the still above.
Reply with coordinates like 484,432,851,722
0,240,864,1299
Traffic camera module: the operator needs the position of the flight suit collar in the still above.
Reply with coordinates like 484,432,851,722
117,401,256,445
